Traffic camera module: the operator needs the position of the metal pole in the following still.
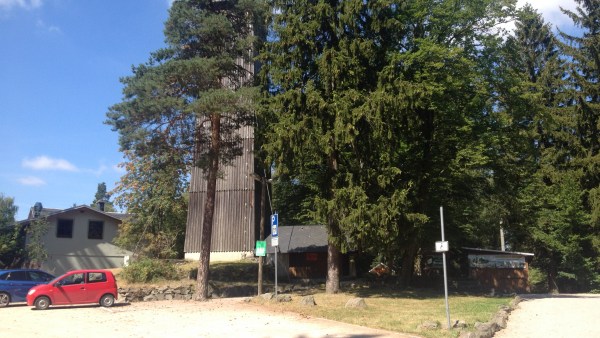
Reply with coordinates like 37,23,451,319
274,246,278,296
258,178,266,295
440,206,451,329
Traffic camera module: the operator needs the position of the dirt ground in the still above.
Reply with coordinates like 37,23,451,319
494,293,600,338
2,297,416,338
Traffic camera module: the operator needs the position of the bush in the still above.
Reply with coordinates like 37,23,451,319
119,258,180,283
528,267,547,293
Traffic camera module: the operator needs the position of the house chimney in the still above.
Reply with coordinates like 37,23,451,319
33,202,43,218
97,194,109,212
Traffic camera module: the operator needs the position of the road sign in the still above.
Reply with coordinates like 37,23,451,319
271,213,278,237
271,236,279,247
255,241,266,257
435,241,449,252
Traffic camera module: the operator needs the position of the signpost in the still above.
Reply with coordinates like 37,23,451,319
271,213,279,295
255,241,266,257
438,207,451,329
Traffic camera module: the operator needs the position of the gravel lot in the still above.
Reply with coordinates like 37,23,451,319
494,293,600,338
2,298,415,338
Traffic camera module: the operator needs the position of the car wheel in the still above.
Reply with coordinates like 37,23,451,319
0,292,10,307
34,296,50,310
100,294,115,307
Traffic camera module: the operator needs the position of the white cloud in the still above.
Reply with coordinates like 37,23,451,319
17,176,46,186
86,164,108,176
36,19,61,34
0,0,43,11
22,156,79,171
518,0,578,29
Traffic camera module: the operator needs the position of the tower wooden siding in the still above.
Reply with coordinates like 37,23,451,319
184,126,258,253
184,12,259,255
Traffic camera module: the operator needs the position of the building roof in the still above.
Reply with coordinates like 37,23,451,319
266,225,327,254
462,247,534,257
19,205,131,224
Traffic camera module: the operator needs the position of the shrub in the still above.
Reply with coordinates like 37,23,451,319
119,258,180,283
528,267,547,293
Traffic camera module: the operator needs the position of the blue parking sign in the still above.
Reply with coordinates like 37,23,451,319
271,213,278,237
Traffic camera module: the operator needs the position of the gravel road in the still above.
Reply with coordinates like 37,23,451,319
494,293,600,338
3,298,417,338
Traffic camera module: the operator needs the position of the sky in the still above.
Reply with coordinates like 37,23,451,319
0,0,580,221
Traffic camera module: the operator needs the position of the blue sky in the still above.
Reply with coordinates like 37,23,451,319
0,0,579,221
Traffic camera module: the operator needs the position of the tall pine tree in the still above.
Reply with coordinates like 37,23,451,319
107,0,266,299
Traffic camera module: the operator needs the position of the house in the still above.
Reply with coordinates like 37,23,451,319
19,202,133,275
265,225,356,280
463,247,534,293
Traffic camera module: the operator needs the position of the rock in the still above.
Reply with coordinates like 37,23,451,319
492,313,508,329
474,322,497,336
299,295,316,306
143,295,158,302
276,294,292,302
345,298,367,309
419,321,439,330
260,293,274,300
451,320,468,329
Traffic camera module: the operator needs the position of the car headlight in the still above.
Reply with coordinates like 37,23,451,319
28,289,36,296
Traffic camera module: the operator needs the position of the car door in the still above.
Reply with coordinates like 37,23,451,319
84,272,108,302
5,271,30,302
52,272,88,305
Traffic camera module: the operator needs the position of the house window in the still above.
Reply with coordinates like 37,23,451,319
88,221,104,240
56,219,74,238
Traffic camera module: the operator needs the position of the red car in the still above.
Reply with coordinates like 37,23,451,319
26,269,118,310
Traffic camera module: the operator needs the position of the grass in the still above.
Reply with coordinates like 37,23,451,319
253,288,511,338
114,260,512,337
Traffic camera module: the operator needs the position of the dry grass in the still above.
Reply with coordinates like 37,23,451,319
113,261,511,337
253,288,511,338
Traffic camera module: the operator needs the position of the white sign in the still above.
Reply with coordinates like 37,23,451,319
271,236,279,247
435,241,449,252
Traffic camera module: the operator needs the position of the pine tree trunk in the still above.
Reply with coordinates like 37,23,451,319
196,114,221,301
326,240,341,294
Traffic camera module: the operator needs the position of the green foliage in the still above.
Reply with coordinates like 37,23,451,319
0,193,25,268
261,0,517,286
25,217,49,267
528,267,548,293
112,151,188,259
92,182,115,212
119,258,180,283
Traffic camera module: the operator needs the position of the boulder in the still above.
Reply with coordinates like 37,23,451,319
260,292,274,300
299,295,316,306
419,321,440,330
276,294,292,302
345,297,367,309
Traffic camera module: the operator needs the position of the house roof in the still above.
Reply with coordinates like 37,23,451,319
266,225,327,254
462,247,534,257
19,205,131,224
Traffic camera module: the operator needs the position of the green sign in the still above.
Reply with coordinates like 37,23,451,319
255,240,266,257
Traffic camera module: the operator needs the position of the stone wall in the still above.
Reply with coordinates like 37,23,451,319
118,284,260,302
